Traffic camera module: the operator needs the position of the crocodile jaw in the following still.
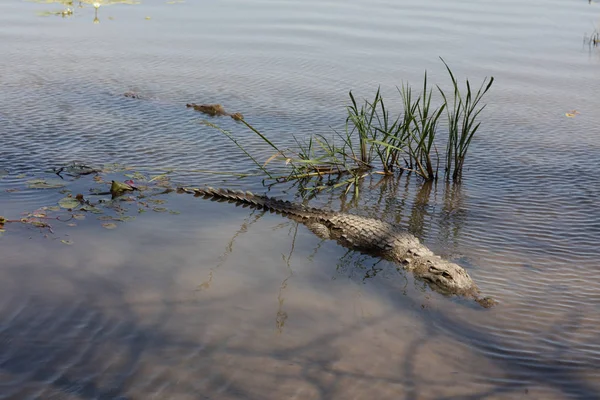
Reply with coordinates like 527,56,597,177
405,255,478,296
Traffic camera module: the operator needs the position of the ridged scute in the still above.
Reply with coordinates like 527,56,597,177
179,186,335,220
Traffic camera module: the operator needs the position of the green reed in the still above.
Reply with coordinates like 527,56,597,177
438,58,494,180
205,60,493,193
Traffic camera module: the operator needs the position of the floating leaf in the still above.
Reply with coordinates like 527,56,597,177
58,197,80,209
153,207,168,212
5,188,19,193
102,223,117,229
27,178,66,189
565,110,580,118
73,214,86,220
124,172,146,181
60,240,73,245
147,199,166,205
67,223,77,227
47,206,61,212
113,216,135,222
81,205,103,214
31,221,48,228
168,210,180,215
149,174,169,182
97,216,114,221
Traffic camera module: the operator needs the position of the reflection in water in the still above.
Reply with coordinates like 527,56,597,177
276,224,297,334
439,181,467,249
197,210,264,291
407,180,433,239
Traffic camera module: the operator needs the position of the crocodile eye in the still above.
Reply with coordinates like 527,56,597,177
442,272,454,280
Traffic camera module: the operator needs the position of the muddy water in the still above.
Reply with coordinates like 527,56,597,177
1,0,600,399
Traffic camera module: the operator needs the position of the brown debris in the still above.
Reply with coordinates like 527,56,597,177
186,103,243,121
124,91,143,99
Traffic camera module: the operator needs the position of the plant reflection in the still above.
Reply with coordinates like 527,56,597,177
407,180,433,239
196,210,264,292
438,181,467,250
275,224,297,334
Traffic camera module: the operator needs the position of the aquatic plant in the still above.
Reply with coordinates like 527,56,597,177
438,58,494,180
204,60,493,193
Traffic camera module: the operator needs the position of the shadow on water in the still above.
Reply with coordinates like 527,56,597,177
0,253,402,399
1,258,597,399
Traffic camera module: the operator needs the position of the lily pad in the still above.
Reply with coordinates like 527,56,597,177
73,214,86,220
60,240,73,245
58,197,80,209
124,172,146,181
102,223,117,229
27,178,66,189
31,221,48,228
113,216,135,222
147,199,166,205
81,205,103,214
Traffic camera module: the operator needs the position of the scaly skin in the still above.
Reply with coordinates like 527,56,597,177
178,187,495,307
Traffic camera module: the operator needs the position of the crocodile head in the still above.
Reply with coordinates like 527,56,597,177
405,254,480,297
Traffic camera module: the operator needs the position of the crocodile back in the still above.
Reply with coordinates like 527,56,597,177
178,187,336,220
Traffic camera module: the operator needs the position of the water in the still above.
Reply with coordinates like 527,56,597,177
1,0,600,398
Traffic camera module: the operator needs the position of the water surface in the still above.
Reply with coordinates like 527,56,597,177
1,0,600,399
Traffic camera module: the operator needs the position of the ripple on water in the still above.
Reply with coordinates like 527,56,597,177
1,0,600,397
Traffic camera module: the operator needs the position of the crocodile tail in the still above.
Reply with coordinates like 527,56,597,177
177,187,331,220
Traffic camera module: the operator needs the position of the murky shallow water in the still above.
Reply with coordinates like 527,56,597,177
1,0,600,399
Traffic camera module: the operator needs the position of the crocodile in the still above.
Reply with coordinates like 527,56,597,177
178,187,495,308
